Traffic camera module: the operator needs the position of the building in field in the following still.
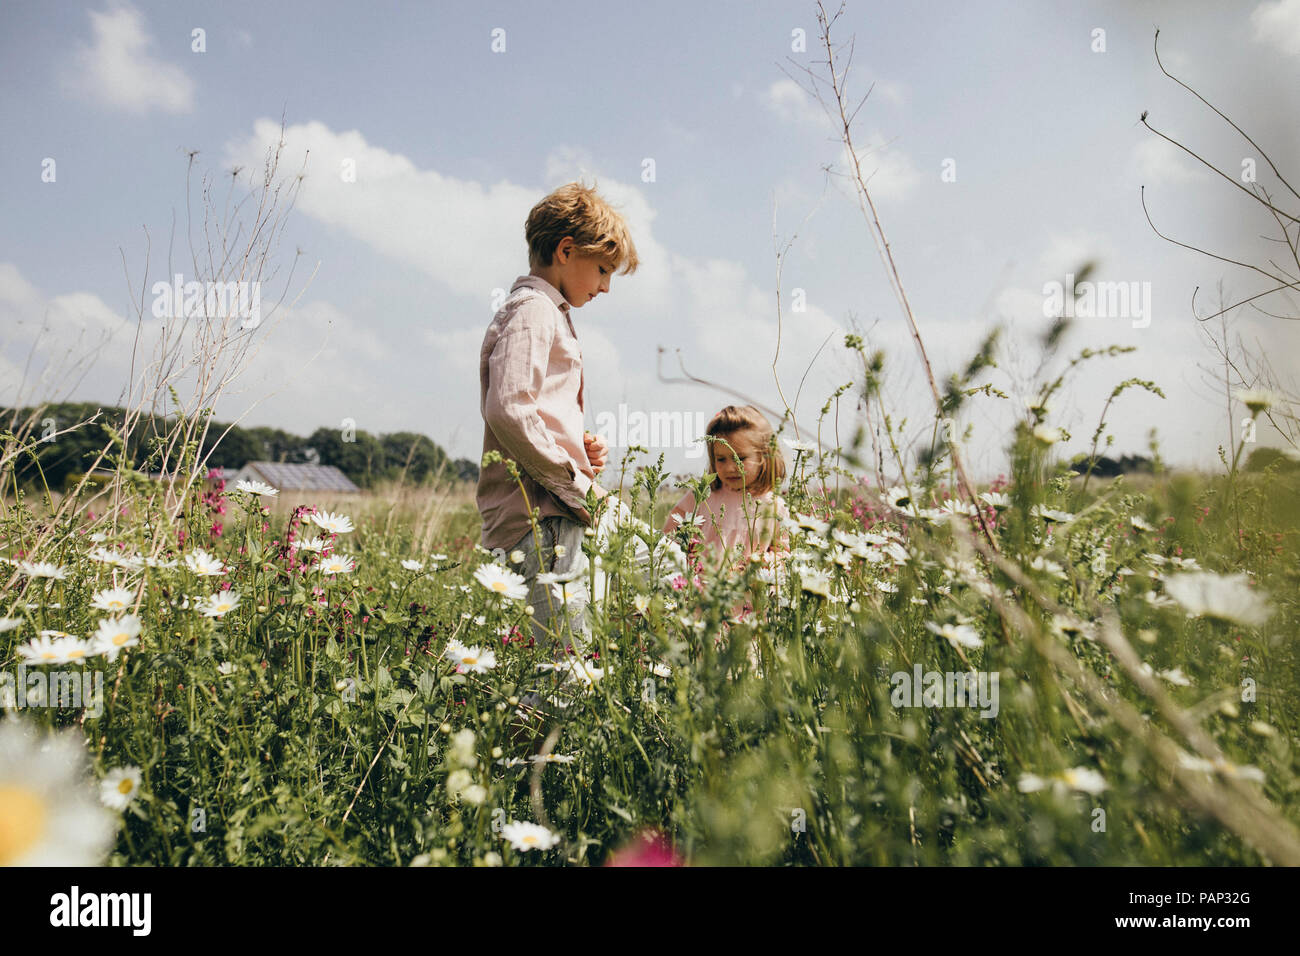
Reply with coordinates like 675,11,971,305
225,461,361,494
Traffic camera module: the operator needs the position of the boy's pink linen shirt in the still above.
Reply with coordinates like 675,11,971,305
477,275,596,551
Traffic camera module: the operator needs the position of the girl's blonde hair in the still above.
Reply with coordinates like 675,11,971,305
704,405,786,496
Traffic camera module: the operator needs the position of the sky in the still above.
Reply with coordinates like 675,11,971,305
2,0,1298,487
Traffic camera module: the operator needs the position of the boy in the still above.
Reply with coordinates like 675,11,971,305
477,181,639,660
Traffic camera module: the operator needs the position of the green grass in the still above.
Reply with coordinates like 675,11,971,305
3,435,1297,866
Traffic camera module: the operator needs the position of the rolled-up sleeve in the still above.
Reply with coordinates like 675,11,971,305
483,307,590,513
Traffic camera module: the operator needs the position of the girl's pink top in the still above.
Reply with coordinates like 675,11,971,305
665,486,790,567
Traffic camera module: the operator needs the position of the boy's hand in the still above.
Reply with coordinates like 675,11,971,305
583,431,608,473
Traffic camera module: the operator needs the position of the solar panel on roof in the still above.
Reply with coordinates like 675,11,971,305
240,462,361,492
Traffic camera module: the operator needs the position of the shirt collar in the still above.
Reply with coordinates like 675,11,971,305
512,274,570,314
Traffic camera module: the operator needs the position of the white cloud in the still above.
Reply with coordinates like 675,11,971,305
1036,231,1116,278
1251,0,1300,56
63,1,194,115
0,262,136,407
1129,137,1198,186
0,260,390,441
212,120,953,464
761,78,830,130
224,121,604,303
843,135,923,203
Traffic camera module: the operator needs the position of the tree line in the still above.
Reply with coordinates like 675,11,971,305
2,403,479,491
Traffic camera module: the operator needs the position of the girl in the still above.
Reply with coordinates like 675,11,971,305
663,405,791,571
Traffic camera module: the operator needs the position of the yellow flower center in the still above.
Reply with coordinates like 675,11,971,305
40,651,59,660
109,600,125,609
67,649,85,659
112,633,130,646
461,656,476,666
491,581,507,592
522,834,538,846
0,786,46,866
117,779,134,796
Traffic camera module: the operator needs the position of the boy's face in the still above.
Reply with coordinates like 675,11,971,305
551,237,613,308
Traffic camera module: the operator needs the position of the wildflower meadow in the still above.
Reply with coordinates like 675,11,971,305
3,334,1298,867
2,1,1299,879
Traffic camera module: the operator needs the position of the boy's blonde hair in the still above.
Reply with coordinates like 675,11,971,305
526,181,639,275
704,405,786,496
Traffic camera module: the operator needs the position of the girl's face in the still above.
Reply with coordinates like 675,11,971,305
711,429,765,492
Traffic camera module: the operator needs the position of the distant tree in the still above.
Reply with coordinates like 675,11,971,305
4,402,463,492
381,431,449,484
1245,446,1300,474
306,426,385,488
245,426,311,463
1071,453,1155,478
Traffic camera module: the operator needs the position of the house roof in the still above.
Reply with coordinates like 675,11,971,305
231,462,361,493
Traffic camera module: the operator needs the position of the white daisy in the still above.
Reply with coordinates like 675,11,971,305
1163,572,1272,628
1032,425,1062,445
310,511,355,534
17,561,67,580
784,437,818,454
979,491,1011,511
446,768,474,796
1176,751,1266,783
500,820,560,852
938,498,978,518
89,615,142,661
184,549,226,576
18,634,71,665
528,753,576,764
90,587,135,612
0,617,25,633
0,717,117,865
53,635,97,664
473,563,529,601
99,766,143,811
1031,505,1075,525
794,513,830,535
881,542,910,565
198,593,241,618
400,559,424,572
1028,555,1067,578
881,486,915,511
444,642,497,673
925,620,984,649
799,569,832,598
319,554,356,576
234,479,279,497
552,658,607,687
1018,766,1107,796
1233,387,1279,416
